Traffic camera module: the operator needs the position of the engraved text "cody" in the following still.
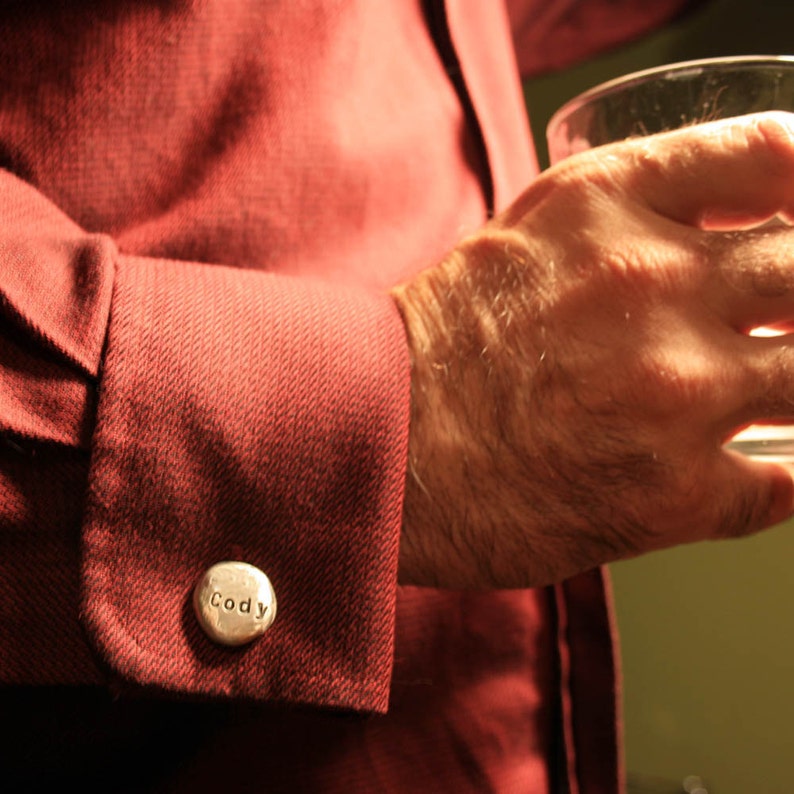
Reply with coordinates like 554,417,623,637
210,591,269,620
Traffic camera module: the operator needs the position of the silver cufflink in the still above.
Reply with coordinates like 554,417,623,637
193,561,277,646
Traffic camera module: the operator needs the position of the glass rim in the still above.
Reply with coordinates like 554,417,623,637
547,54,794,136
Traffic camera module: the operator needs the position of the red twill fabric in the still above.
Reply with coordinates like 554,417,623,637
83,257,408,708
505,0,695,77
0,0,692,791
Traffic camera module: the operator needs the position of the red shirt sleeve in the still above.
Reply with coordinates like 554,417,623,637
506,0,700,77
0,168,411,714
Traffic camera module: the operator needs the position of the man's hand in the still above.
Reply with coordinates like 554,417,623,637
392,111,794,589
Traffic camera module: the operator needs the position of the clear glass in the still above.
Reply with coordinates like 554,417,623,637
546,55,794,462
547,55,794,162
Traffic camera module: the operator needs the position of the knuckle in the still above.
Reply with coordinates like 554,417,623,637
559,150,625,198
600,237,694,294
660,361,706,409
624,133,693,191
541,149,627,212
631,344,716,416
497,153,622,231
639,369,695,415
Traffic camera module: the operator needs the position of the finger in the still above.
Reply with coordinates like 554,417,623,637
720,332,794,430
617,112,794,228
704,223,794,330
702,449,794,540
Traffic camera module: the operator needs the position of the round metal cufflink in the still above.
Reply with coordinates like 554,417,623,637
193,561,277,646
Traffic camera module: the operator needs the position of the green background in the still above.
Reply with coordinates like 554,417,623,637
522,2,794,792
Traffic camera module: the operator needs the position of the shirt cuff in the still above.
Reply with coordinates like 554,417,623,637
82,254,411,713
